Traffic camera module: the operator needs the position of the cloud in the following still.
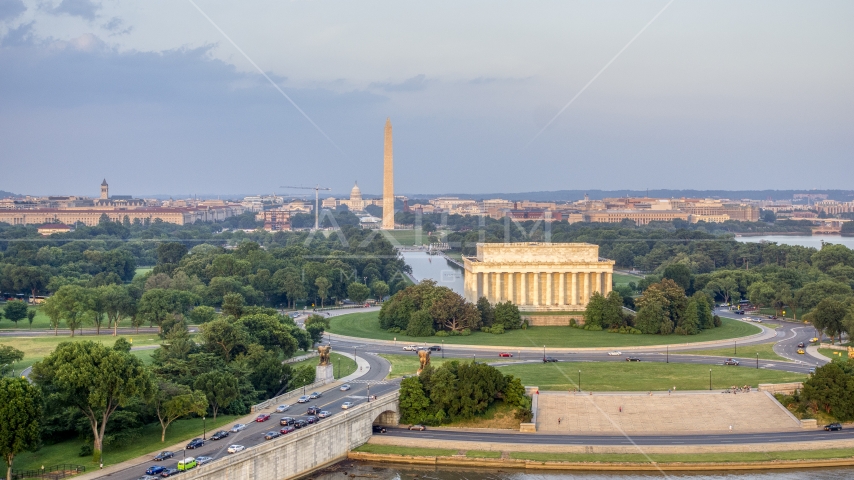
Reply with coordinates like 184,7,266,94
369,74,428,92
52,0,100,20
0,0,26,21
1,21,34,47
102,16,132,35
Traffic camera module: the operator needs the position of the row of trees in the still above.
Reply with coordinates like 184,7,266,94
398,361,529,425
780,358,854,421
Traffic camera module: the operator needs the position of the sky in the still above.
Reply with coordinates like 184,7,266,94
0,0,852,198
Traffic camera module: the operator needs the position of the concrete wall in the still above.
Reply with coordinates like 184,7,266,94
180,392,399,480
758,383,804,395
523,314,584,326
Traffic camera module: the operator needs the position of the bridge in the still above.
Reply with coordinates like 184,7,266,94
178,392,399,480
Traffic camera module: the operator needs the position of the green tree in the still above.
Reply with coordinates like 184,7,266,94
347,282,371,304
371,280,389,303
2,301,27,327
476,297,494,327
0,377,42,480
428,288,481,332
304,314,330,329
221,292,245,318
138,289,174,331
802,362,854,419
26,310,35,329
314,276,331,307
398,376,431,424
193,371,239,420
150,381,208,442
0,346,24,376
811,244,854,273
99,284,134,336
493,301,522,330
199,318,250,362
31,341,152,463
634,300,666,335
45,285,89,336
662,263,692,292
806,298,850,344
406,310,435,337
188,306,217,324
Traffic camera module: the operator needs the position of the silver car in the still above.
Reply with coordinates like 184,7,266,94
230,423,247,433
297,395,310,403
275,404,290,413
341,401,354,409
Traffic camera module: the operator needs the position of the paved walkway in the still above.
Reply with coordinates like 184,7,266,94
536,390,802,434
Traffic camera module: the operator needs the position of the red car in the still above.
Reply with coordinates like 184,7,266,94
498,352,513,357
255,413,271,422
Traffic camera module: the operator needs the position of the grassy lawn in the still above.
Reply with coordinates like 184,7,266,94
288,352,358,379
352,444,457,457
330,311,761,348
0,305,55,330
443,400,520,430
380,354,460,378
612,273,642,286
510,448,854,463
493,361,805,391
13,414,240,472
378,229,430,246
134,266,153,278
466,450,502,458
681,342,787,361
820,348,850,361
0,335,163,372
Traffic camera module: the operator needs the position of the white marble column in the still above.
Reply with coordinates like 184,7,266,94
559,272,566,306
533,273,540,306
546,272,553,306
584,272,592,304
483,272,491,300
520,273,528,306
570,272,578,305
605,272,613,294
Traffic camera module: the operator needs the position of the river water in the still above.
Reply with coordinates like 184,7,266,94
385,250,853,479
734,235,854,249
318,460,854,480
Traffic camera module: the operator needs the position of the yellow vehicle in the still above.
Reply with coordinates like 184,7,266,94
177,457,197,471
797,349,805,355
810,337,819,343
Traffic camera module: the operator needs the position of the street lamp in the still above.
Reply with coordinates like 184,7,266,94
203,417,206,440
756,353,759,369
709,369,712,391
543,345,546,361
666,345,669,364
578,370,581,393
473,353,476,364
367,383,371,402
734,340,737,355
441,340,444,358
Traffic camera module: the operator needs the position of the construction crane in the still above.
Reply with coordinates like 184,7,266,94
280,185,332,230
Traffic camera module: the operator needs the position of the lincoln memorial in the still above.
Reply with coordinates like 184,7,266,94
463,242,615,313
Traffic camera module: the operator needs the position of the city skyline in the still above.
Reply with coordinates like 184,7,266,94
1,1,853,195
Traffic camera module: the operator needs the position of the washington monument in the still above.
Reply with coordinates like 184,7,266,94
382,118,394,230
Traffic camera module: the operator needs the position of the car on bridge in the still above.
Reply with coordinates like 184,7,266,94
297,395,310,403
145,466,166,475
306,415,319,424
341,401,354,409
309,392,322,399
264,431,281,440
276,404,290,412
498,352,513,357
227,445,245,454
177,457,197,471
136,476,159,480
160,467,180,477
153,451,174,461
723,358,740,366
280,417,295,426
255,413,271,422
340,384,351,391
294,419,309,428
307,406,321,415
318,410,332,418
211,430,229,440
185,438,205,449
281,425,296,434
625,357,641,362
230,423,247,433
196,456,213,466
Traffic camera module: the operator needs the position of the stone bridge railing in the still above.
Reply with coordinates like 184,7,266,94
180,391,400,480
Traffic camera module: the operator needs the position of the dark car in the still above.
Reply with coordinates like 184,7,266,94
825,423,843,431
734,310,745,315
724,358,740,366
160,467,180,477
797,342,805,348
306,406,321,415
280,425,296,435
294,419,308,429
280,416,295,426
210,430,229,440
625,357,641,362
185,438,205,449
153,451,174,461
428,345,442,351
264,431,281,440
543,357,559,362
309,392,322,399
306,415,319,424
146,466,166,476
372,425,387,434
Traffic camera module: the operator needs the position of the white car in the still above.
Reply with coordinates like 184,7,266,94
607,351,622,356
402,345,418,351
297,395,310,403
275,404,290,413
341,401,354,409
227,445,245,454
340,384,351,391
318,410,332,418
230,424,246,433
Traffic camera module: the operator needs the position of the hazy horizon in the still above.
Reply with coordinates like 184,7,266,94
2,1,852,195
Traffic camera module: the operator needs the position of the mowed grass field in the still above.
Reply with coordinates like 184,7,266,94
493,361,805,391
0,304,55,330
288,352,358,379
612,272,642,287
681,342,787,361
0,335,164,372
329,311,761,348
